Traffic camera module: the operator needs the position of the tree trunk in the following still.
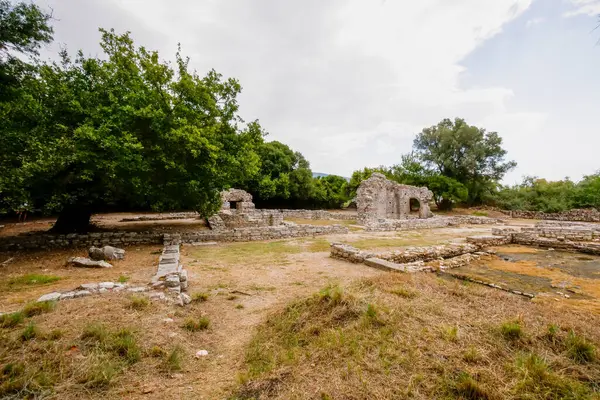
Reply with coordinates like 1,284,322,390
51,206,93,233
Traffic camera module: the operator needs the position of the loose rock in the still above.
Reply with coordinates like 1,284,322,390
67,257,112,269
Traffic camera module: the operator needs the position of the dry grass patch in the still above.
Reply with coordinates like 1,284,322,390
232,274,600,399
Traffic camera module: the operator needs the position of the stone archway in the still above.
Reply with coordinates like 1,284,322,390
409,198,421,216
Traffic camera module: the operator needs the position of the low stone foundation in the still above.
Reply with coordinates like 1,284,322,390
330,242,485,272
469,227,600,256
364,215,502,232
279,209,357,220
166,224,349,245
506,208,600,222
0,224,349,251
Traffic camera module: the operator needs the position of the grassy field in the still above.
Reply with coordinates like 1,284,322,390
232,274,600,399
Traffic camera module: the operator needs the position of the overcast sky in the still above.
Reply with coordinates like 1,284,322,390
35,0,600,184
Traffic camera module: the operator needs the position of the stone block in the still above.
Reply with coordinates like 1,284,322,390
38,292,61,302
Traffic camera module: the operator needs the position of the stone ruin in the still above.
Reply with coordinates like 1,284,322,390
207,188,283,230
356,173,434,224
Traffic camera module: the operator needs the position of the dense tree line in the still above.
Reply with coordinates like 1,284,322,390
491,174,600,213
347,118,515,211
0,2,350,232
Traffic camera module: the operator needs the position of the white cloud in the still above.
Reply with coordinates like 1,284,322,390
526,17,545,27
39,0,542,180
564,0,600,16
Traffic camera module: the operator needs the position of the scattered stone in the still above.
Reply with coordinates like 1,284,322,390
74,290,92,298
180,280,189,291
79,283,99,292
37,292,61,302
163,317,174,323
187,242,218,246
179,269,188,282
60,292,76,300
1,257,14,267
152,281,165,289
98,288,108,294
128,286,149,293
165,275,180,288
195,350,209,358
149,292,166,300
168,286,181,295
179,293,191,305
89,245,125,261
67,257,112,269
99,282,115,289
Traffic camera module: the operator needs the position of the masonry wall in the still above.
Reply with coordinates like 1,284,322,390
506,209,600,222
0,224,349,251
279,210,357,220
364,215,501,232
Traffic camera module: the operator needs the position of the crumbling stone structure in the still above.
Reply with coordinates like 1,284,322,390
356,173,433,224
208,189,283,230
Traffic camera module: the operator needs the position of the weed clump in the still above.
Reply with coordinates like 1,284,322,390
19,322,39,341
164,345,184,372
22,301,55,317
0,312,24,329
318,285,343,305
128,295,149,310
192,292,209,302
500,321,522,341
566,331,596,363
182,316,210,332
453,372,491,400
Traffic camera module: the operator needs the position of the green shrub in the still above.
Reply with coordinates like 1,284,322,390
111,329,141,364
117,275,129,283
318,285,343,305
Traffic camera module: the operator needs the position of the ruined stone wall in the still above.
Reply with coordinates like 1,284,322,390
216,209,284,229
506,208,600,222
279,210,357,220
220,188,255,210
0,224,349,251
364,215,501,232
330,242,481,264
356,173,433,223
165,224,348,245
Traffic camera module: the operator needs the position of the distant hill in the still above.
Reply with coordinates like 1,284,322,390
312,172,350,181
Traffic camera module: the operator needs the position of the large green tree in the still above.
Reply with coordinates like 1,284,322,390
1,29,262,232
413,118,516,204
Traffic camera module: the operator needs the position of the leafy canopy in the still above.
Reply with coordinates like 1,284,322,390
413,118,516,204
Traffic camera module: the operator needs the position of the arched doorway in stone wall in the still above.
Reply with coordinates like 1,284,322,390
409,198,421,216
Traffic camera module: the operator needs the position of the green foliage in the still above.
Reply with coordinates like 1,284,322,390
0,1,53,57
347,166,392,199
413,118,516,205
492,173,600,212
1,28,264,231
